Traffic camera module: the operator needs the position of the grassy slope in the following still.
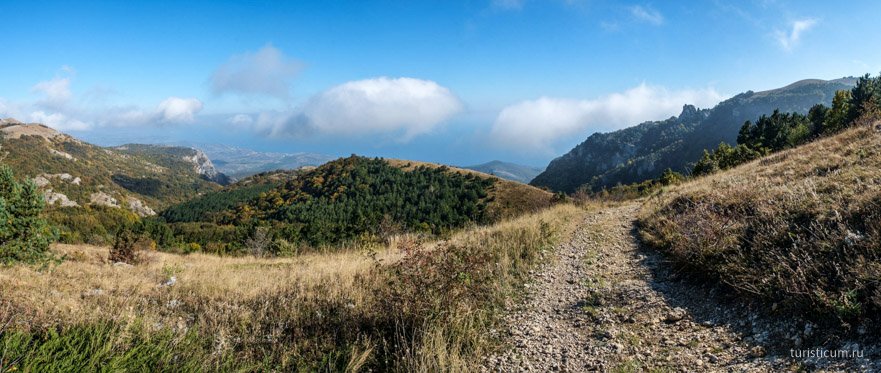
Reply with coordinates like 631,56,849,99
639,123,881,331
1,203,585,371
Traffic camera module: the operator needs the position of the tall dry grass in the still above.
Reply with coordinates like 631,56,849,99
1,203,584,371
639,121,881,332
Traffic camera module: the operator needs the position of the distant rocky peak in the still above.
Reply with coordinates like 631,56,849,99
182,148,216,176
183,148,232,185
678,104,702,122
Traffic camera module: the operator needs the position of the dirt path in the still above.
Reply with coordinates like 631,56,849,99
482,202,790,372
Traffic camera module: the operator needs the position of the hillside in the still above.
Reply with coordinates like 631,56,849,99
158,156,554,253
462,160,543,184
383,158,554,220
532,77,856,193
159,169,299,224
0,119,225,242
113,144,232,185
638,122,881,340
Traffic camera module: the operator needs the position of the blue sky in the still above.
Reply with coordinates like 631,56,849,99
0,0,878,167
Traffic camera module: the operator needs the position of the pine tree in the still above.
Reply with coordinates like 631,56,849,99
0,165,56,264
826,90,853,134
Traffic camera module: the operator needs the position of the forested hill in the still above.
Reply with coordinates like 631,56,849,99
158,156,555,253
531,77,856,193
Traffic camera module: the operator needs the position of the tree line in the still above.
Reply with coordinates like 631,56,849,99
693,73,881,176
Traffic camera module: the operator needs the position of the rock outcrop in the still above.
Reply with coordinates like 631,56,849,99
43,190,79,207
182,149,231,185
127,198,156,217
89,192,120,208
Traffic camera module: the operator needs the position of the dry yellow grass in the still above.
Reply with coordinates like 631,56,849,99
2,239,410,330
2,202,585,370
647,123,881,205
639,122,881,329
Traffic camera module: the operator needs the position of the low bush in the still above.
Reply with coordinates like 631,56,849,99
108,228,153,264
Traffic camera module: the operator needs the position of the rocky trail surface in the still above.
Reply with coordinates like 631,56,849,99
483,202,876,372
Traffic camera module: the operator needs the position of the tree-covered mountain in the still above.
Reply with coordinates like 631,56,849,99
157,156,555,254
463,160,543,184
0,119,226,243
531,77,857,193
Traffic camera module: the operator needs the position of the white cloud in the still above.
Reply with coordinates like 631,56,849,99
88,98,203,127
211,44,302,99
229,114,253,125
254,77,462,141
156,97,203,123
490,84,725,153
600,21,621,32
774,18,817,51
32,76,73,109
28,111,90,131
629,5,664,25
2,69,206,132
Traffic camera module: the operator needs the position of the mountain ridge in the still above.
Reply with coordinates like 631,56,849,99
113,144,232,185
531,77,857,193
0,121,226,242
462,160,544,184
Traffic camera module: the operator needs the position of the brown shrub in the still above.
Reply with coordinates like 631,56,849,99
108,229,153,264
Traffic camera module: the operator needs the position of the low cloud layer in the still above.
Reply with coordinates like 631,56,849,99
490,84,725,153
774,18,817,51
248,77,462,141
32,76,73,109
211,44,302,99
0,71,203,131
157,97,203,123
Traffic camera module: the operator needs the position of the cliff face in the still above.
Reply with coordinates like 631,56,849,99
182,149,231,185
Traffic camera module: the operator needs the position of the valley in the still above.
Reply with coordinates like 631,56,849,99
4,2,881,371
0,18,881,373
2,68,880,372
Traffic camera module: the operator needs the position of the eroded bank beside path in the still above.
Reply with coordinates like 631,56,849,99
483,202,801,372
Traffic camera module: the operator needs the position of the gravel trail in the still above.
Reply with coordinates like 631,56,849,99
482,203,792,372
